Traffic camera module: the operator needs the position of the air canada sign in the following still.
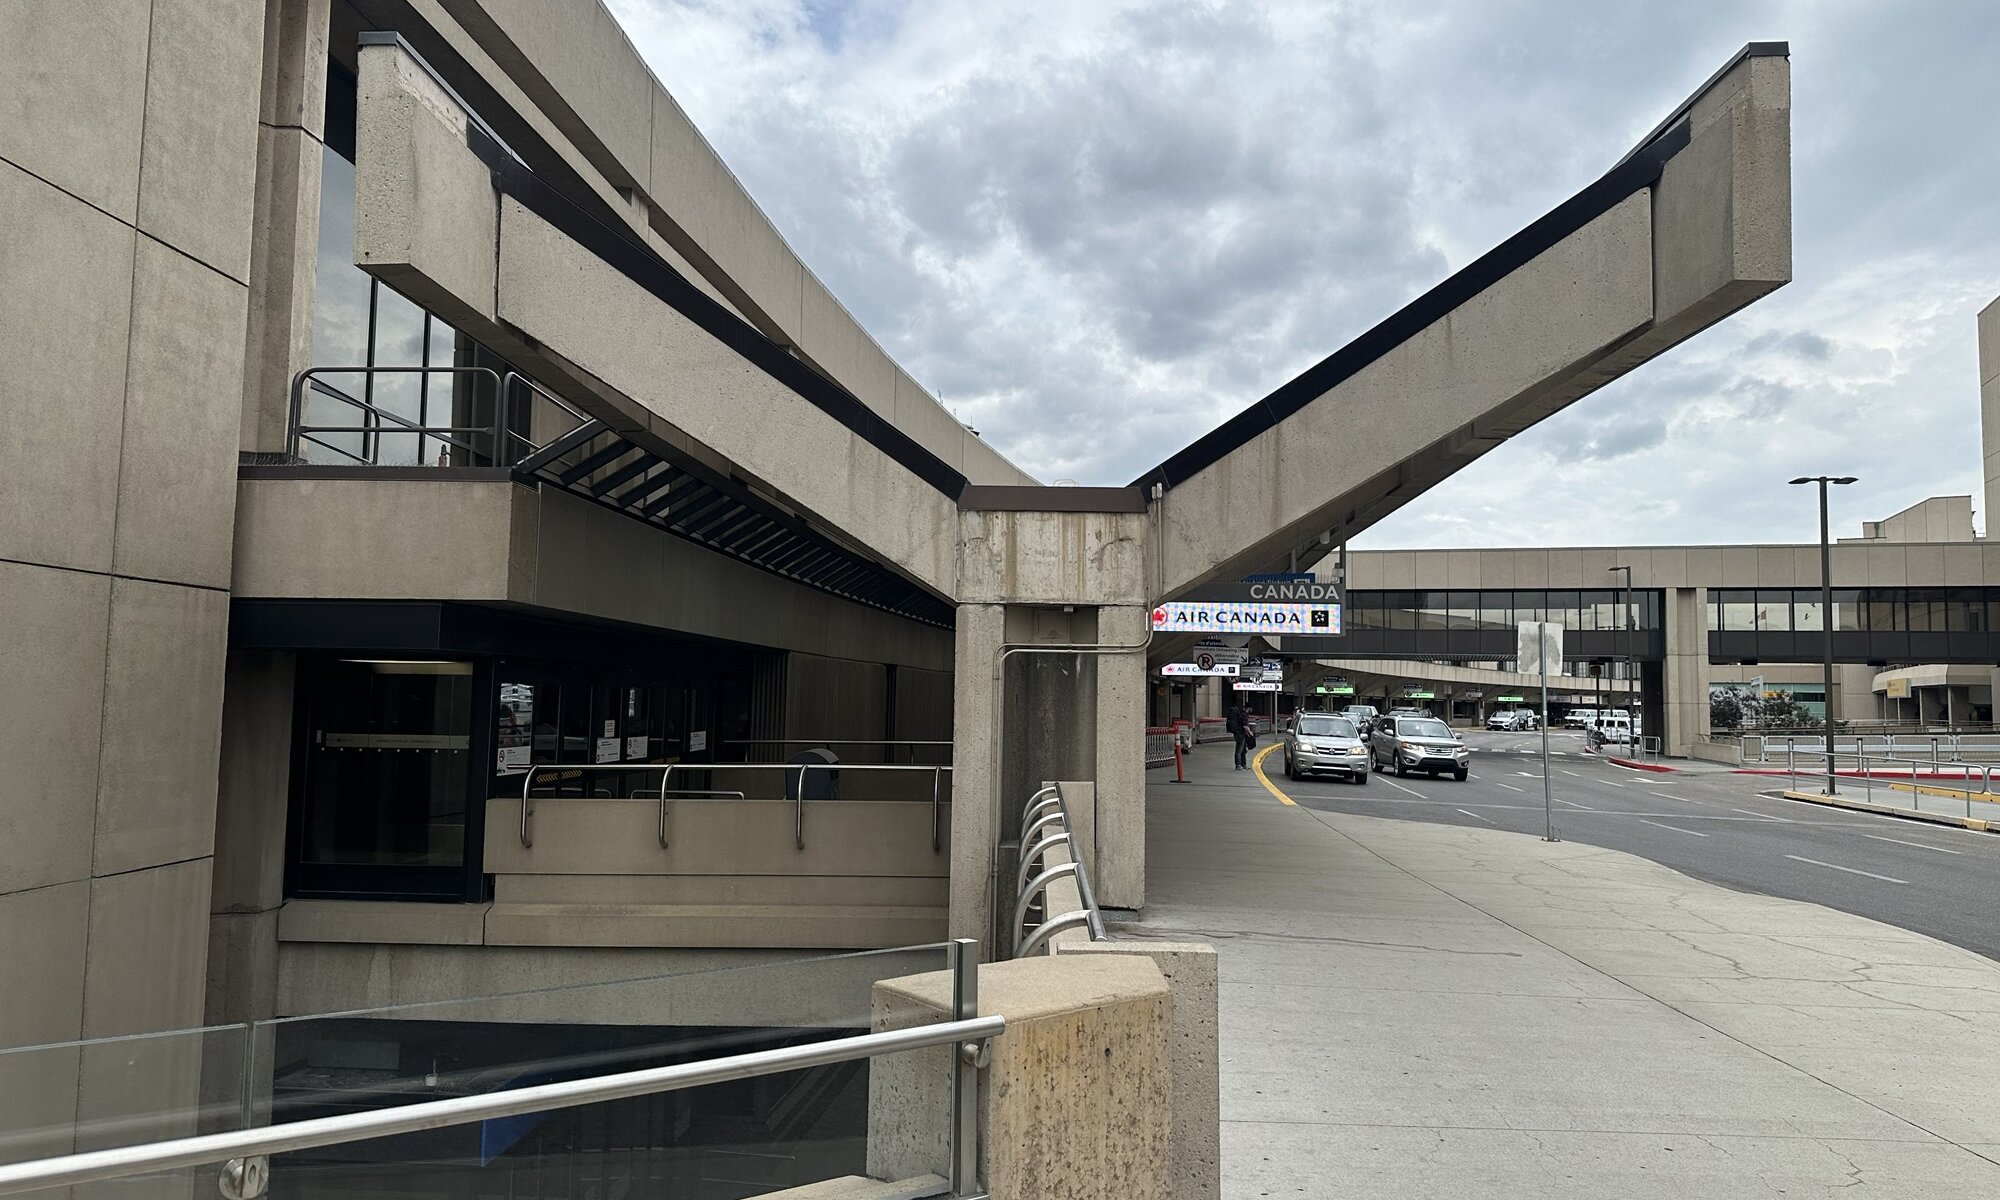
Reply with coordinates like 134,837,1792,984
1149,601,1342,634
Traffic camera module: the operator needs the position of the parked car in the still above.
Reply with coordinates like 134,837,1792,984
1342,704,1379,738
1283,713,1370,783
1371,715,1472,780
1486,709,1538,731
1564,708,1597,729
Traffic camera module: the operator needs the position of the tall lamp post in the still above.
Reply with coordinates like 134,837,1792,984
1789,475,1857,795
1609,565,1634,754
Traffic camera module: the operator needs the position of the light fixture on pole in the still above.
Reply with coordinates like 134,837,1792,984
1609,565,1634,754
1788,475,1857,796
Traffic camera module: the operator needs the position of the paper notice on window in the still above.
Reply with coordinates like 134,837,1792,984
595,737,621,763
690,730,708,752
497,745,532,774
625,736,647,757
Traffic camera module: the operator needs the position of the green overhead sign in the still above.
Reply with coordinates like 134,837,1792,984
1404,690,1435,700
1316,685,1355,695
1496,694,1525,702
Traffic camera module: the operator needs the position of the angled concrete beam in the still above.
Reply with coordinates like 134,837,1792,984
350,37,960,600
1145,45,1791,600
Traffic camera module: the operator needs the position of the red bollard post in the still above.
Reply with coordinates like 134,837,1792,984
1172,737,1186,783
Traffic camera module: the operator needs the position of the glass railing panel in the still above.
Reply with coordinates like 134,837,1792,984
260,1043,940,1200
251,945,954,1194
0,1022,253,1198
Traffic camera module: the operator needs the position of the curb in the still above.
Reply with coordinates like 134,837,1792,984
1608,756,1676,774
1775,789,1993,832
1883,780,2000,807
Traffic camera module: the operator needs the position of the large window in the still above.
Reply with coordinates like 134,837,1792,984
301,63,523,467
292,658,479,898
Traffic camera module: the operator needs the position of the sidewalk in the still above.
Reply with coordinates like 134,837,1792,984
1135,747,2000,1196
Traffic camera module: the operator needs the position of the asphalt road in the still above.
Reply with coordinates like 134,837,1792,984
1268,728,2000,963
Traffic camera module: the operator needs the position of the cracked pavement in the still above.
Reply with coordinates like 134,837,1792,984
1137,742,2000,1196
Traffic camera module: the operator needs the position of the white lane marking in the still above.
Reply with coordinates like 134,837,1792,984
1494,782,1524,793
1635,818,1709,837
1379,777,1427,799
1515,772,1545,779
1456,808,1495,824
1560,770,1585,778
1650,790,1694,803
1860,834,1963,856
1783,855,1909,885
1731,807,1792,822
1554,797,1594,811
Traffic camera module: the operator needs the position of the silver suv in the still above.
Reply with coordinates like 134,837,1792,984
1283,713,1369,783
1371,715,1471,781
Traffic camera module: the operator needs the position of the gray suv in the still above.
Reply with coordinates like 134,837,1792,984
1371,715,1471,781
1283,713,1370,783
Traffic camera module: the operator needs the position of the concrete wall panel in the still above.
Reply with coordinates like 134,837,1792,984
232,477,522,598
211,653,295,916
1904,544,1945,586
0,0,150,221
957,511,1149,607
82,859,213,1038
1755,546,1797,588
0,163,137,574
136,0,264,279
354,43,498,326
92,580,230,879
240,124,324,453
0,563,111,896
462,0,656,189
114,238,250,589
0,881,88,1162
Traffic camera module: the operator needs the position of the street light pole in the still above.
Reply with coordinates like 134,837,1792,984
1609,565,1633,754
1790,475,1858,796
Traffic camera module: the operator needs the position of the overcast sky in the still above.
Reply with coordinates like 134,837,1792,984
605,0,1999,550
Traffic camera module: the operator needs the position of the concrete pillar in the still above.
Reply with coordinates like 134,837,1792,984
1092,606,1148,909
1663,586,1708,756
1979,297,1999,530
948,604,1007,951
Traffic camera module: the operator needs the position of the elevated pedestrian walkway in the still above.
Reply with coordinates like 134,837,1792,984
1137,744,2000,1194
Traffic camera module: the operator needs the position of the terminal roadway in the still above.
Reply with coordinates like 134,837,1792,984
1257,730,2000,963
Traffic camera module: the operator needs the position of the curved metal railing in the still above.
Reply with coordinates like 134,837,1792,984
1010,785,1109,957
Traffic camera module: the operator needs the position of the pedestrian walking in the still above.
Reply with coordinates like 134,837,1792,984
1228,700,1255,770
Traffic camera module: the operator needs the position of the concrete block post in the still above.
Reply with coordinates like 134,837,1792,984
1055,941,1219,1200
867,955,1173,1200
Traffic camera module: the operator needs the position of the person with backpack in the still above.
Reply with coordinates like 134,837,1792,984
1227,700,1255,770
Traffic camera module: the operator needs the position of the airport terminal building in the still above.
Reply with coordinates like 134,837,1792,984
1,5,1809,1194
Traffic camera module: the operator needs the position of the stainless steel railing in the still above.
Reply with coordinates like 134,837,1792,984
1011,785,1109,957
517,761,953,852
1782,745,2000,821
286,366,592,468
0,942,1004,1200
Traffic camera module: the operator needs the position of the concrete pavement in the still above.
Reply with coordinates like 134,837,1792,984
1134,740,2000,1196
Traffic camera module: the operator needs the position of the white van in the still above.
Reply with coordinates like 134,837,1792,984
1596,710,1637,744
1564,708,1596,730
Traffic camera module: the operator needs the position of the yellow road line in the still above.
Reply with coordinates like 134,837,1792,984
1250,742,1295,805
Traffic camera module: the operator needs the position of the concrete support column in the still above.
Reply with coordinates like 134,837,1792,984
1093,605,1148,909
1663,586,1708,756
948,605,1007,952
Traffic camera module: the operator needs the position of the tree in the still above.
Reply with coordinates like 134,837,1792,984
1709,688,1744,731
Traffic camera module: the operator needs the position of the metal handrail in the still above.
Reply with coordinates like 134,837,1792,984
1011,785,1109,956
518,762,952,852
287,367,592,469
0,1012,1004,1198
288,366,505,464
1784,746,1998,821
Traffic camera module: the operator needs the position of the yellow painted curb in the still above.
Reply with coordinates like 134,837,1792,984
1779,789,1993,832
1884,780,2000,805
1250,742,1295,806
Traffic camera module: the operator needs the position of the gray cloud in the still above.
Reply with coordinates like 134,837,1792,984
607,0,2000,545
